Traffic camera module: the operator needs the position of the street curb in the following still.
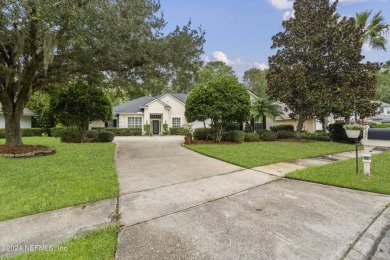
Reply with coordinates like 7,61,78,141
344,205,390,259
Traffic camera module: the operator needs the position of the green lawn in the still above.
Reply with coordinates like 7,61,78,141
13,224,119,260
187,141,357,168
288,151,390,195
0,137,118,221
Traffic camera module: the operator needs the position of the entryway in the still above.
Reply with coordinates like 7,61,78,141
152,120,160,135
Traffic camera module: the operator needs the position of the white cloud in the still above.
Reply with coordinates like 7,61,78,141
202,55,210,63
212,51,245,67
362,42,372,52
268,0,293,10
283,10,295,21
254,62,268,71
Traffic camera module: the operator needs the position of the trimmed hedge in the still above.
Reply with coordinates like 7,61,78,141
193,128,213,140
301,132,331,142
276,130,296,139
244,133,260,142
262,131,277,141
97,131,115,142
86,130,99,139
92,127,142,136
328,123,362,144
0,128,44,138
372,123,390,128
270,124,294,132
256,129,270,139
222,130,245,143
169,127,185,135
59,128,83,143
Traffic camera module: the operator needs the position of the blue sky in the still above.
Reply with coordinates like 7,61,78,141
160,0,390,79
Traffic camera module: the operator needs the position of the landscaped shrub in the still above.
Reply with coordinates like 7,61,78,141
223,122,240,131
270,124,294,132
222,130,245,143
301,132,331,142
169,127,185,135
261,131,277,141
372,123,390,128
97,131,115,142
276,130,296,139
193,128,213,140
92,127,142,136
244,133,260,142
58,128,84,143
0,128,45,138
85,130,99,139
162,123,169,135
144,124,151,136
328,123,362,144
256,129,270,139
244,122,253,133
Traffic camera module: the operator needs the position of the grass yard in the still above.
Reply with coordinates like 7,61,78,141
187,141,357,168
0,137,118,221
13,224,119,260
288,151,390,195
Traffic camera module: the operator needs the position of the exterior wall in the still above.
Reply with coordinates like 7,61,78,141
275,118,317,133
0,114,32,128
89,121,105,129
191,119,212,129
158,95,187,127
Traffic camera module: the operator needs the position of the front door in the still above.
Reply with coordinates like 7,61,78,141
152,120,160,135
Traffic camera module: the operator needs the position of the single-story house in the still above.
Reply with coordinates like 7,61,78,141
90,93,189,135
90,91,265,134
368,101,390,123
271,102,336,132
0,104,36,128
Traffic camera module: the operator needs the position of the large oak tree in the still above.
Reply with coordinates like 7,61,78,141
0,0,205,146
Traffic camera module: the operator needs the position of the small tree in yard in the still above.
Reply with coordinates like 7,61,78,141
267,0,379,138
50,82,112,133
185,76,250,142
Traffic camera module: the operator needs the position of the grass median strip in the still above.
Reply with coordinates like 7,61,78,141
12,224,119,260
287,151,390,195
0,137,118,221
187,141,356,168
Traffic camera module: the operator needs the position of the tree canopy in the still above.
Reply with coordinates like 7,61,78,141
267,0,379,136
243,68,267,97
0,0,205,146
196,61,237,84
185,76,250,142
50,81,112,132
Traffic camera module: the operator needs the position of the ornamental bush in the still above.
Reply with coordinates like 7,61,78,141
261,131,277,141
301,132,330,142
169,127,185,135
193,128,213,140
222,130,245,143
85,130,99,139
276,130,296,139
92,127,142,136
244,133,260,142
59,127,84,143
270,124,294,132
97,131,115,142
0,128,44,138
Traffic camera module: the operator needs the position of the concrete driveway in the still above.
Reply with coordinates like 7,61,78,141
114,136,390,259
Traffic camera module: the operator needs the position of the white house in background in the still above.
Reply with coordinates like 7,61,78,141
0,104,36,128
368,101,390,123
90,93,189,135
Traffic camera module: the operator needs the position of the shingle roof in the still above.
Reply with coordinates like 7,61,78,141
0,104,36,116
113,93,187,114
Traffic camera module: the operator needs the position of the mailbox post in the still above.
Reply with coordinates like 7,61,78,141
343,125,363,174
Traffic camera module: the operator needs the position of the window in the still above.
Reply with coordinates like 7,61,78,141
379,107,384,114
128,117,142,128
172,117,181,128
254,122,262,131
150,114,162,119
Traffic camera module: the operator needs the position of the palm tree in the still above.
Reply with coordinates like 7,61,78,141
355,10,389,51
251,97,283,130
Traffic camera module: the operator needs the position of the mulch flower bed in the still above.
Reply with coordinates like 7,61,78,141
0,145,55,158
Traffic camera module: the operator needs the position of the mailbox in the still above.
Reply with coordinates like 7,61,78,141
367,128,390,141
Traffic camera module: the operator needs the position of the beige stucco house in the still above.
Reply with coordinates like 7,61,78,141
90,93,188,135
0,104,36,128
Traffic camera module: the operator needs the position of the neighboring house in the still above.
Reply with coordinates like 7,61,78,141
270,102,335,132
368,101,390,123
0,104,36,128
90,93,188,135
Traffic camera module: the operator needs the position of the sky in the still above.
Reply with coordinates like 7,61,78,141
160,0,390,79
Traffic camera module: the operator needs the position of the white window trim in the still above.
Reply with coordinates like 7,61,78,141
128,116,143,129
172,117,182,128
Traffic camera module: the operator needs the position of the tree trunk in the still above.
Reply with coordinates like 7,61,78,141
4,108,23,146
296,117,305,139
